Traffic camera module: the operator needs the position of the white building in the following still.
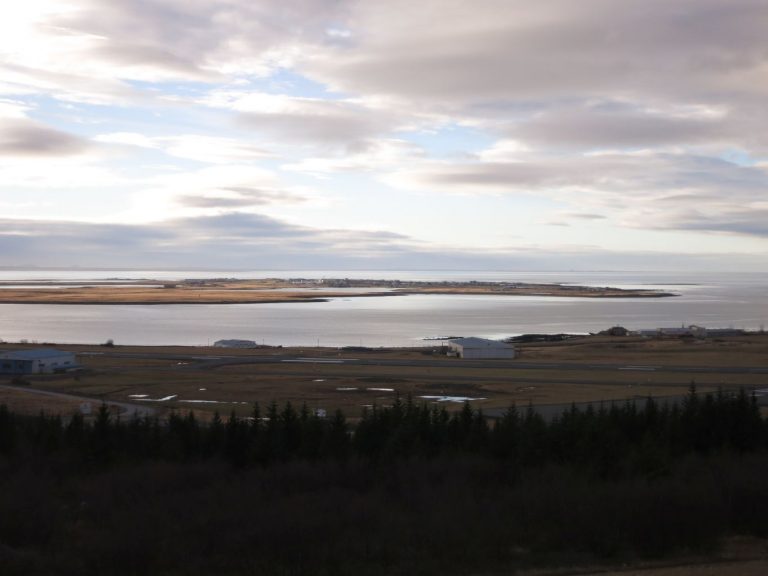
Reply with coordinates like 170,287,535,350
447,337,515,359
641,325,709,339
0,348,77,374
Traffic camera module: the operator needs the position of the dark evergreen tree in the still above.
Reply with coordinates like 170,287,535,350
0,403,16,456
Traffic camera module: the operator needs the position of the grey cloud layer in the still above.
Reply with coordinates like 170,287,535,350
0,119,92,156
0,213,413,268
509,104,729,150
394,153,768,237
307,0,768,104
177,187,306,209
2,214,758,270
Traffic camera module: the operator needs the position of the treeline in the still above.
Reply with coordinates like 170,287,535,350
0,387,764,472
2,389,768,576
357,387,765,474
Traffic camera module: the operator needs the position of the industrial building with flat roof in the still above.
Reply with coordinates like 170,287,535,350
446,337,516,359
0,348,78,374
213,339,258,348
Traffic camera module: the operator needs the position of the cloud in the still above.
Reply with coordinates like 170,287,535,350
305,0,768,105
667,209,768,238
300,0,768,158
123,165,309,221
563,213,606,220
0,0,351,104
6,1,768,133
95,132,272,164
393,150,768,197
0,118,92,156
177,187,306,209
0,212,418,268
199,90,409,147
543,211,607,227
389,151,768,237
283,138,424,175
235,103,385,145
1,212,764,271
509,102,730,150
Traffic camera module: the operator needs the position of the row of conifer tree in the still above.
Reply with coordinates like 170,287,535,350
1,386,765,474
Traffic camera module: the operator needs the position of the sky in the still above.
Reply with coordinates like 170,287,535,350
1,0,767,271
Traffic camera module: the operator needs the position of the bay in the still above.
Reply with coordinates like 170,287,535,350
0,270,766,347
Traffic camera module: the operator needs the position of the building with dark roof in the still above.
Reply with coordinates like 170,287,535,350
0,348,77,374
213,339,258,349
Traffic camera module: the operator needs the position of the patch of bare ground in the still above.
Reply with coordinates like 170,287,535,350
514,537,768,576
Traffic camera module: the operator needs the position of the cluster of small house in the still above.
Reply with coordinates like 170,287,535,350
604,325,746,339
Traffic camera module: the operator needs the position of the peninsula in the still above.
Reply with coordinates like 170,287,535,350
0,278,677,304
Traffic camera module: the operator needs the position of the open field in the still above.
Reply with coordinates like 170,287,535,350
0,277,675,304
0,385,92,415
521,334,768,367
1,333,767,419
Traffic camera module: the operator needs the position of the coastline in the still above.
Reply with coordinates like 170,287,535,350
0,278,678,305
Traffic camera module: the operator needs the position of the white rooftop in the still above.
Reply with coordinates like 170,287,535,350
447,337,511,348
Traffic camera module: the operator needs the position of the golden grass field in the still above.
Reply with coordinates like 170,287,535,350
2,334,767,420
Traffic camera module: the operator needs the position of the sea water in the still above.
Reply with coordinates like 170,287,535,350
0,270,765,347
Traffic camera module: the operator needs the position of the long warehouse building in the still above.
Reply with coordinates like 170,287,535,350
0,348,78,374
447,337,515,359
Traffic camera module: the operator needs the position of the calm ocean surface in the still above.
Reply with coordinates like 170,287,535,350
0,270,766,347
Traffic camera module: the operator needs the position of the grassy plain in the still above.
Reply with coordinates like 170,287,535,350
0,386,89,415
2,333,766,419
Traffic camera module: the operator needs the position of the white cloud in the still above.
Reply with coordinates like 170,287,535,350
123,164,308,222
0,0,351,104
94,132,157,149
200,89,412,147
95,132,272,164
283,139,424,175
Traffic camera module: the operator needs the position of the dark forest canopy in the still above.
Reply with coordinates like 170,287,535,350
1,387,764,470
2,389,768,575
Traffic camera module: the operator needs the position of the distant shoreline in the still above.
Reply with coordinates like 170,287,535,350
0,278,677,304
